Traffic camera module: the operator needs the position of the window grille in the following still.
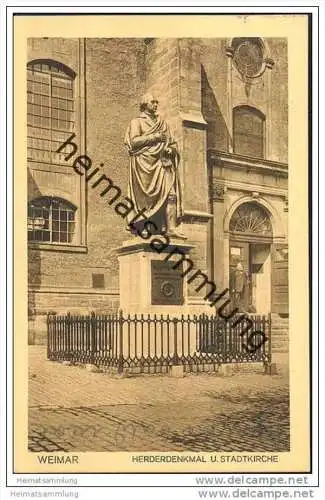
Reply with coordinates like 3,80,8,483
28,197,76,244
27,60,75,160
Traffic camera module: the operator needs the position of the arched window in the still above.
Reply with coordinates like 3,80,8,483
27,60,75,160
28,197,76,244
233,105,265,159
229,202,272,237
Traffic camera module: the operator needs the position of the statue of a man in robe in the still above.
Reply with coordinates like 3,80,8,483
124,93,186,239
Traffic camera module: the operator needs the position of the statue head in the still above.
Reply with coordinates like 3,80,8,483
140,93,159,115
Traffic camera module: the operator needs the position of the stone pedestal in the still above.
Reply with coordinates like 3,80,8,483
116,237,211,361
117,237,197,315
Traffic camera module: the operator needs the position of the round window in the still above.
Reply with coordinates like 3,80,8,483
233,39,264,78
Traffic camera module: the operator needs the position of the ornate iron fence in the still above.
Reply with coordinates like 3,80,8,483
47,312,271,374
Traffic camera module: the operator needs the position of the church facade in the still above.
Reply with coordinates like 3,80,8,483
27,37,288,349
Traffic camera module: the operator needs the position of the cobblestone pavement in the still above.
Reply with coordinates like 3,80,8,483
28,347,289,453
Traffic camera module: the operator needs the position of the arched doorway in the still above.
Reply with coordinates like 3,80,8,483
229,202,273,314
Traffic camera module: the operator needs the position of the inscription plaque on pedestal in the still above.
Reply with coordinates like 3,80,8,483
151,260,184,305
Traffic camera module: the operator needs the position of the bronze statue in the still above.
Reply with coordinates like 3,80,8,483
124,93,186,239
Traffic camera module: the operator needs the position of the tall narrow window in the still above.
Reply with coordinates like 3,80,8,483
27,60,75,162
28,197,76,244
233,106,265,159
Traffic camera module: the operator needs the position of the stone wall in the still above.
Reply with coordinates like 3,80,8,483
28,38,147,342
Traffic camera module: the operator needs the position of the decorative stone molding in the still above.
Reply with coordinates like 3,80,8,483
222,179,287,198
28,285,119,295
182,210,213,224
225,46,235,58
179,111,207,129
275,247,288,261
265,57,275,70
28,243,88,253
211,179,226,202
208,150,288,178
284,196,288,212
226,38,275,78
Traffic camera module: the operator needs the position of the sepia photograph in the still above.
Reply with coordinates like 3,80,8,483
9,11,313,476
27,34,290,456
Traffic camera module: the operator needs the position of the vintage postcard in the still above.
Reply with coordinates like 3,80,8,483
11,12,312,477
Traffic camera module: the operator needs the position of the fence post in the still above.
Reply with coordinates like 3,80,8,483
173,317,179,365
118,310,124,374
268,312,272,362
47,313,51,359
66,312,71,360
264,312,278,375
90,311,96,365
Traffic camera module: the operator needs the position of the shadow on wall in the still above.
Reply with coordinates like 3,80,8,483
28,169,42,345
201,65,232,152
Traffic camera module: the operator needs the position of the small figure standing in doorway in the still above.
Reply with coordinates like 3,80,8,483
230,262,248,313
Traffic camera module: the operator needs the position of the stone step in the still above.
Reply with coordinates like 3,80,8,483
272,335,288,341
271,319,289,325
271,314,289,319
272,341,288,349
271,335,288,342
272,342,288,348
272,337,289,344
272,337,288,343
